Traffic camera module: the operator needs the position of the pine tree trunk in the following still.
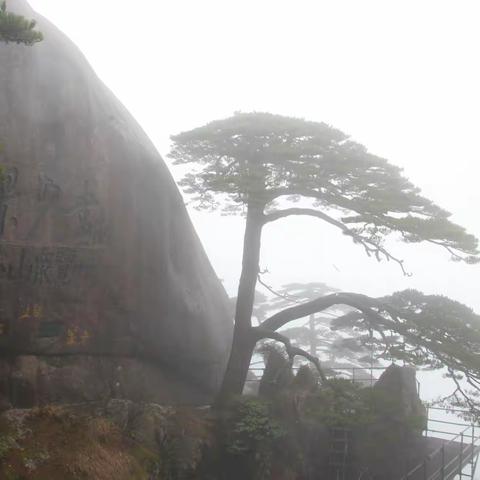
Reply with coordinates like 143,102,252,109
216,204,264,405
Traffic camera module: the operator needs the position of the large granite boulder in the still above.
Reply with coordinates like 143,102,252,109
0,0,232,407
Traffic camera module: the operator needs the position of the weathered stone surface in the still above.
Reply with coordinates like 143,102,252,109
258,349,294,399
374,364,427,426
349,365,428,479
0,0,232,406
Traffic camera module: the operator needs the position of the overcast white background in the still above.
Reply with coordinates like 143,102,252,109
28,0,480,310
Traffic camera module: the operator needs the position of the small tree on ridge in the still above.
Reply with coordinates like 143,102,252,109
0,1,43,45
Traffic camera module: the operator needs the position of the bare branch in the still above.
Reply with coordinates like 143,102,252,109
257,273,302,304
253,327,328,383
447,368,477,412
264,207,410,275
427,239,475,262
374,328,391,360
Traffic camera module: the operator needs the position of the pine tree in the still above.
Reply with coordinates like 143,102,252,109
0,1,43,45
169,112,480,405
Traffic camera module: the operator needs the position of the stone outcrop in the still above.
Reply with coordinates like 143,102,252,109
0,0,232,407
351,365,428,479
373,364,427,426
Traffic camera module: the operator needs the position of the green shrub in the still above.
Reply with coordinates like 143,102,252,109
303,379,376,428
221,397,287,480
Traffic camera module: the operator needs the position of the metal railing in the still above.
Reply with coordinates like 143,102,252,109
401,409,480,480
248,364,478,479
247,364,421,394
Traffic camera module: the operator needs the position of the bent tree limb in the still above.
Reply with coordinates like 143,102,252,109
261,292,379,332
246,289,480,417
219,286,480,415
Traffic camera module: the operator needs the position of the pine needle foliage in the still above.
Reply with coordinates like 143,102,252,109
170,112,479,265
0,1,43,45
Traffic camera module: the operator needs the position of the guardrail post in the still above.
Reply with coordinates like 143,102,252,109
441,444,445,479
425,406,429,437
471,425,475,476
459,432,464,479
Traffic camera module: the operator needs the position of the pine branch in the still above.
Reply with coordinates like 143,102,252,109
264,207,410,275
257,273,303,304
261,292,380,332
252,327,328,383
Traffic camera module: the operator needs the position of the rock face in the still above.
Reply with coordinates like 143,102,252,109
352,365,428,479
374,364,427,426
0,0,232,407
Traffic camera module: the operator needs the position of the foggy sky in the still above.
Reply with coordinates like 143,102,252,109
28,0,480,312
